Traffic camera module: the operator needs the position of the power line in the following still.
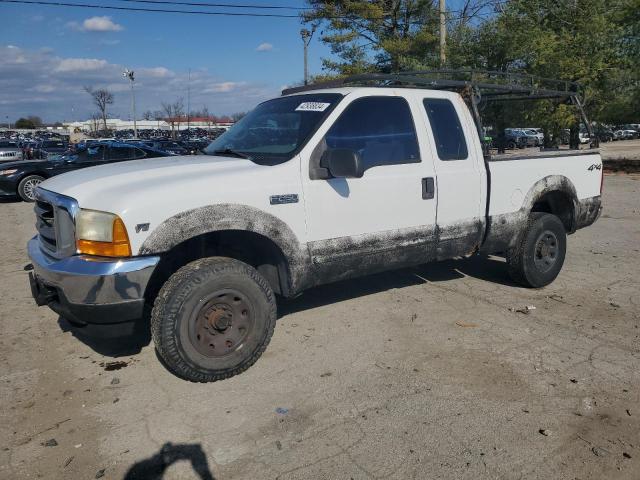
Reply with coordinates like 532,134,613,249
0,0,302,17
0,0,499,22
118,0,310,11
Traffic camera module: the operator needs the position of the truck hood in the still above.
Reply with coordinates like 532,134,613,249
40,154,295,216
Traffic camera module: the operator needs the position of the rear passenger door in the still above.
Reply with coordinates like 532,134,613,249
302,94,439,282
419,95,485,258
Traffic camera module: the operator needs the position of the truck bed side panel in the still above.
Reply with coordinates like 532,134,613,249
481,152,602,253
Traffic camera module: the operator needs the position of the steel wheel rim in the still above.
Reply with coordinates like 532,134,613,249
23,178,41,200
188,289,254,358
533,230,559,273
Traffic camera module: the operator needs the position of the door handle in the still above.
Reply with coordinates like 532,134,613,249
422,177,435,200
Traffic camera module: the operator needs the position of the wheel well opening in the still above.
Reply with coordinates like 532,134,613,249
145,230,291,305
531,191,575,232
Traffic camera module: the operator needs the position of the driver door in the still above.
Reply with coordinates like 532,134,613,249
301,93,438,284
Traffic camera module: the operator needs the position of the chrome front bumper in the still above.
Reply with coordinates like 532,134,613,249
27,237,160,324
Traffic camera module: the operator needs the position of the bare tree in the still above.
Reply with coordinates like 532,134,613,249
201,105,212,131
84,86,114,132
142,110,154,121
230,112,246,122
90,113,102,135
161,97,184,139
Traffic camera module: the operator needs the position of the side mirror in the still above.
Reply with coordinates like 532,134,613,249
321,148,364,179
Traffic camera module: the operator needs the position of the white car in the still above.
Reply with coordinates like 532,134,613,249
27,83,603,382
525,127,544,145
0,140,23,163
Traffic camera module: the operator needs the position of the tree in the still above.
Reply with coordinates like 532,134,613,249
201,106,213,130
446,0,639,126
142,110,154,121
230,112,246,122
303,0,440,74
84,86,114,132
15,118,36,129
161,98,185,139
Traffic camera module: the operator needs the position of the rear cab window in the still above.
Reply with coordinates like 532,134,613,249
423,98,468,161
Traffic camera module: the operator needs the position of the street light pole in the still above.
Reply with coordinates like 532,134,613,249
123,69,137,138
300,27,315,85
187,68,191,132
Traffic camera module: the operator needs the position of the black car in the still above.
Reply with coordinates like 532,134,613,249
0,142,169,202
34,140,70,160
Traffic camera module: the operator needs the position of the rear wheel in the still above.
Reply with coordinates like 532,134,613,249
151,257,277,382
506,212,567,288
18,175,44,202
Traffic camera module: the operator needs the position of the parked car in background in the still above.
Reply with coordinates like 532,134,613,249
593,125,614,142
524,128,544,145
34,140,69,160
579,131,591,144
0,140,23,163
614,129,638,140
504,129,532,149
0,142,169,201
179,139,209,155
143,140,189,155
522,129,542,146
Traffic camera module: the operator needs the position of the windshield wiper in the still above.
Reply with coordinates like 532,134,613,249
212,148,252,160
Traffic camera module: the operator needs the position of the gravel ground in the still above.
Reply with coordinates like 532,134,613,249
600,139,640,160
1,174,639,480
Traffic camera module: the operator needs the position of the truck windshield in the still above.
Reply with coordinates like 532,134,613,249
204,93,342,165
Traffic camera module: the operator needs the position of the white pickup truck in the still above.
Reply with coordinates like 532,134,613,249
27,78,602,382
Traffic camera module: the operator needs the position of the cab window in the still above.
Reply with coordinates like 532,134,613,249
324,96,420,171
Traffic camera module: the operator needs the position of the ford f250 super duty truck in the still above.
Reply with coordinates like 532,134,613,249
27,72,603,382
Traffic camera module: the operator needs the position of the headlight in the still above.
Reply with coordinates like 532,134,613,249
0,169,18,175
76,209,132,257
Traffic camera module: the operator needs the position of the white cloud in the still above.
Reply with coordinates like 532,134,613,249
55,58,108,72
203,81,241,93
68,16,123,32
139,67,173,78
256,42,273,52
0,45,277,122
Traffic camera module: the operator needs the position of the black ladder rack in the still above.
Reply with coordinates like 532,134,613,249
281,69,592,153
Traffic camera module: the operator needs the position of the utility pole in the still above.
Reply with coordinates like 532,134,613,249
439,0,446,66
123,69,137,138
300,27,315,85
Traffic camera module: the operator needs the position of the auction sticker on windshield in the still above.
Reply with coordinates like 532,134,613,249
295,102,331,112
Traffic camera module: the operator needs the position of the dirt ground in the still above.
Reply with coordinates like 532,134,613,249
1,174,639,480
600,139,640,160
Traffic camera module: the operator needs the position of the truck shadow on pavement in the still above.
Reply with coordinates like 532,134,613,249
279,254,515,316
57,254,514,357
123,442,215,480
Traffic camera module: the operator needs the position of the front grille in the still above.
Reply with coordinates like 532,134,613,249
33,189,78,258
0,152,18,157
35,200,57,252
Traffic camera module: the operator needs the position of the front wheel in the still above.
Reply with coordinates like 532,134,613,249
18,175,45,202
506,213,567,288
151,257,277,382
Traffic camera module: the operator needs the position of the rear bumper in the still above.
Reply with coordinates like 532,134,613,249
27,237,160,324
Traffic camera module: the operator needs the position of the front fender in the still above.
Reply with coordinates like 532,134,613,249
138,203,311,293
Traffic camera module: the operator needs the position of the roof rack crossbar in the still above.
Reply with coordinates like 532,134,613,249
281,70,581,101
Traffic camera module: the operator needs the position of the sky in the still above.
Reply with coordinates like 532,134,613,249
0,0,473,123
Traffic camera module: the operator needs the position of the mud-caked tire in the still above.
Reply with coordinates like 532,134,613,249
506,212,567,288
151,257,277,382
